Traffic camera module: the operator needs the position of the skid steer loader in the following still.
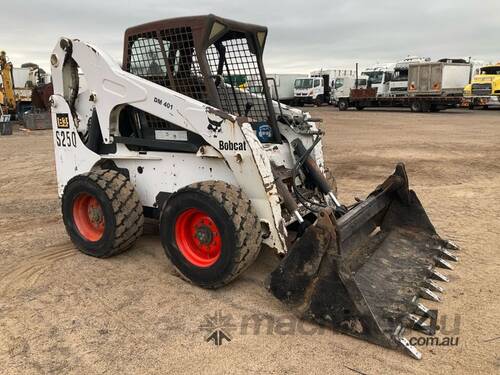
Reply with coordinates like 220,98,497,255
49,15,458,359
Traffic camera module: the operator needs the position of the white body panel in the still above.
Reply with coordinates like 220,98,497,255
267,73,307,101
388,80,408,96
408,62,471,95
441,64,471,90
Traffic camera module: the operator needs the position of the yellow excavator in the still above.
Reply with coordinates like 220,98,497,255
0,50,16,115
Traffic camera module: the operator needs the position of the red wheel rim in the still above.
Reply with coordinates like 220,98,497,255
72,193,105,242
174,208,222,267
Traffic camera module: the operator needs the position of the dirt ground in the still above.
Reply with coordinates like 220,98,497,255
0,107,499,374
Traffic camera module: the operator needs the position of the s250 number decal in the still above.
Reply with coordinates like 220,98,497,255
55,130,77,148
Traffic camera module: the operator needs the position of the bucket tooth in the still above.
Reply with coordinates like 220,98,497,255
415,302,437,320
396,337,422,360
407,314,435,335
429,267,449,282
424,279,444,293
420,288,441,302
444,240,459,251
439,248,458,262
435,257,454,270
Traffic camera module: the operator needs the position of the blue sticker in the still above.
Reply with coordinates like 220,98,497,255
256,123,273,143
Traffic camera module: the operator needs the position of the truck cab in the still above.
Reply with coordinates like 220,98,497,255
464,63,500,108
389,57,430,97
362,64,395,97
332,75,368,105
293,77,324,106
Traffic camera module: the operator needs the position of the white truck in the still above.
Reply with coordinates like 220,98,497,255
389,57,430,96
340,59,471,112
293,68,355,106
361,63,396,96
266,73,308,104
332,75,369,110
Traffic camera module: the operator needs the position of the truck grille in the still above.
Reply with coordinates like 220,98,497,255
471,83,492,96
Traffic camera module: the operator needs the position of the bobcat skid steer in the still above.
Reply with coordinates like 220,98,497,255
49,15,458,359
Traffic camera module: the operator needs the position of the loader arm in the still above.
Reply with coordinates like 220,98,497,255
50,38,287,253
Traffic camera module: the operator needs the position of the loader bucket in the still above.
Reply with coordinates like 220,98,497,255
268,163,458,359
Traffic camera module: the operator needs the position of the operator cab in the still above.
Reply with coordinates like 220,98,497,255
122,14,280,145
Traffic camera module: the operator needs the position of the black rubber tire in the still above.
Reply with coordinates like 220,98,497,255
355,105,365,111
315,96,323,107
62,169,144,258
410,101,422,112
421,101,431,112
430,104,441,112
323,167,338,195
338,100,348,111
160,181,262,289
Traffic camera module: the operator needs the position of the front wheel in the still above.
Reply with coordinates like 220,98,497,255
160,181,262,289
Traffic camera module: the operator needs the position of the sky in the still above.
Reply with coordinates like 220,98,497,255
2,0,499,73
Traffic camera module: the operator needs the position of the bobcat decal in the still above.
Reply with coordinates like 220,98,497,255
207,117,223,136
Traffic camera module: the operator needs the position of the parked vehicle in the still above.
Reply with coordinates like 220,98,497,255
463,63,500,108
0,51,50,118
332,75,369,110
293,68,355,106
389,57,430,97
266,73,307,103
362,63,395,96
340,59,471,112
48,14,458,359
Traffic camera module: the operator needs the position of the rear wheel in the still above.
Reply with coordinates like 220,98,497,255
410,101,422,112
430,104,441,112
62,169,144,257
338,100,348,111
355,105,365,111
160,181,262,289
421,101,431,112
